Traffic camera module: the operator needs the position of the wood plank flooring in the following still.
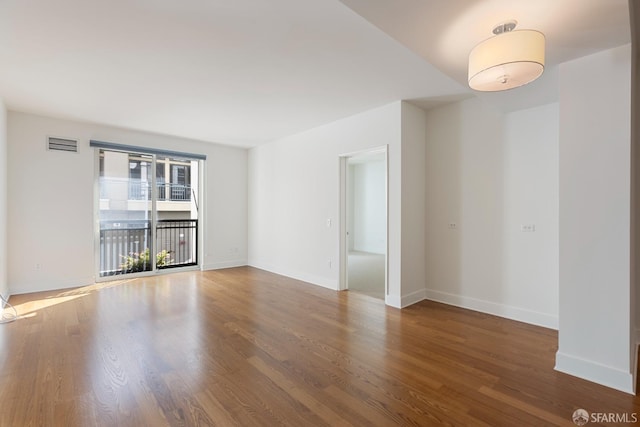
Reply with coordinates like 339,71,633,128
0,266,638,426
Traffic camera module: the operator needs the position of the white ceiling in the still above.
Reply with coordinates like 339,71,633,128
339,0,631,113
0,0,631,147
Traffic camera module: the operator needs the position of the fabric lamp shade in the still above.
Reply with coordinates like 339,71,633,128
468,29,545,91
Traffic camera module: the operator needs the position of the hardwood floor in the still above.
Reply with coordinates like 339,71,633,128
1,267,638,426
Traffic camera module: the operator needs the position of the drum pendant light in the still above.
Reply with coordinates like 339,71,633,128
468,21,545,91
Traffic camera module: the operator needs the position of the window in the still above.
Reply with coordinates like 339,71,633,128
170,164,191,201
90,139,205,278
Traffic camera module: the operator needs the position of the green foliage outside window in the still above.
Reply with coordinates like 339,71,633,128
120,248,171,272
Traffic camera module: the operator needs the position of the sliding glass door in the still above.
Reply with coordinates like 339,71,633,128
154,155,199,271
97,149,199,278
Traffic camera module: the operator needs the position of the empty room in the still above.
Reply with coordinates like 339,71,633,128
1,0,640,425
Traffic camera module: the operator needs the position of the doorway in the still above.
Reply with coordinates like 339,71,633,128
340,147,388,300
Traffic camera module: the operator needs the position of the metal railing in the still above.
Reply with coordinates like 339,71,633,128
156,183,191,201
127,180,151,201
156,219,198,269
99,220,152,276
99,219,198,276
99,178,191,201
129,181,192,201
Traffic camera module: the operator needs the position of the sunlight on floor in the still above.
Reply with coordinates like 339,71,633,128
9,294,87,318
4,277,139,320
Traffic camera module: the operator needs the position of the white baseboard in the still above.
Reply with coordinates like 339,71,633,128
10,276,96,296
385,294,401,308
202,260,247,270
555,351,635,395
248,261,338,290
386,289,426,309
424,288,558,330
402,289,426,307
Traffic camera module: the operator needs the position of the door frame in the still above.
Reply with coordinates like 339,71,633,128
93,148,204,282
338,145,389,297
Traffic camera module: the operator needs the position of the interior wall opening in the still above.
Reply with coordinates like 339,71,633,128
340,148,388,300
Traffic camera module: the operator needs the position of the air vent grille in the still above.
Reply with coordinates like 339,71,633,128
48,137,78,153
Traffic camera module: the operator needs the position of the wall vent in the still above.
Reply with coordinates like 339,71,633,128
47,137,78,153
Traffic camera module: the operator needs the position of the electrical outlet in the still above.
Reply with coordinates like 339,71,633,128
520,224,536,232
328,259,332,269
448,222,457,230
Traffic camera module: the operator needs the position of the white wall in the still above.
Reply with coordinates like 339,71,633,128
7,112,248,294
424,98,559,329
399,102,428,305
249,100,432,308
0,99,7,301
556,44,635,394
248,102,401,298
350,160,386,254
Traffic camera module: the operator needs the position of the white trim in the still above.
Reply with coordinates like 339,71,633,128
151,156,158,268
338,146,388,159
385,294,401,308
248,261,338,290
402,289,426,308
424,288,558,330
198,159,206,275
386,289,426,308
555,351,635,395
202,260,248,271
10,276,96,295
338,145,389,300
338,156,348,291
93,149,101,281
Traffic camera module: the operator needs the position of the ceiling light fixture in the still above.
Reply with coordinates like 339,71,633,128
468,21,545,92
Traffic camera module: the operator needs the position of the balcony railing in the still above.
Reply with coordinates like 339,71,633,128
129,181,192,201
156,220,198,269
99,178,191,201
99,219,198,276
